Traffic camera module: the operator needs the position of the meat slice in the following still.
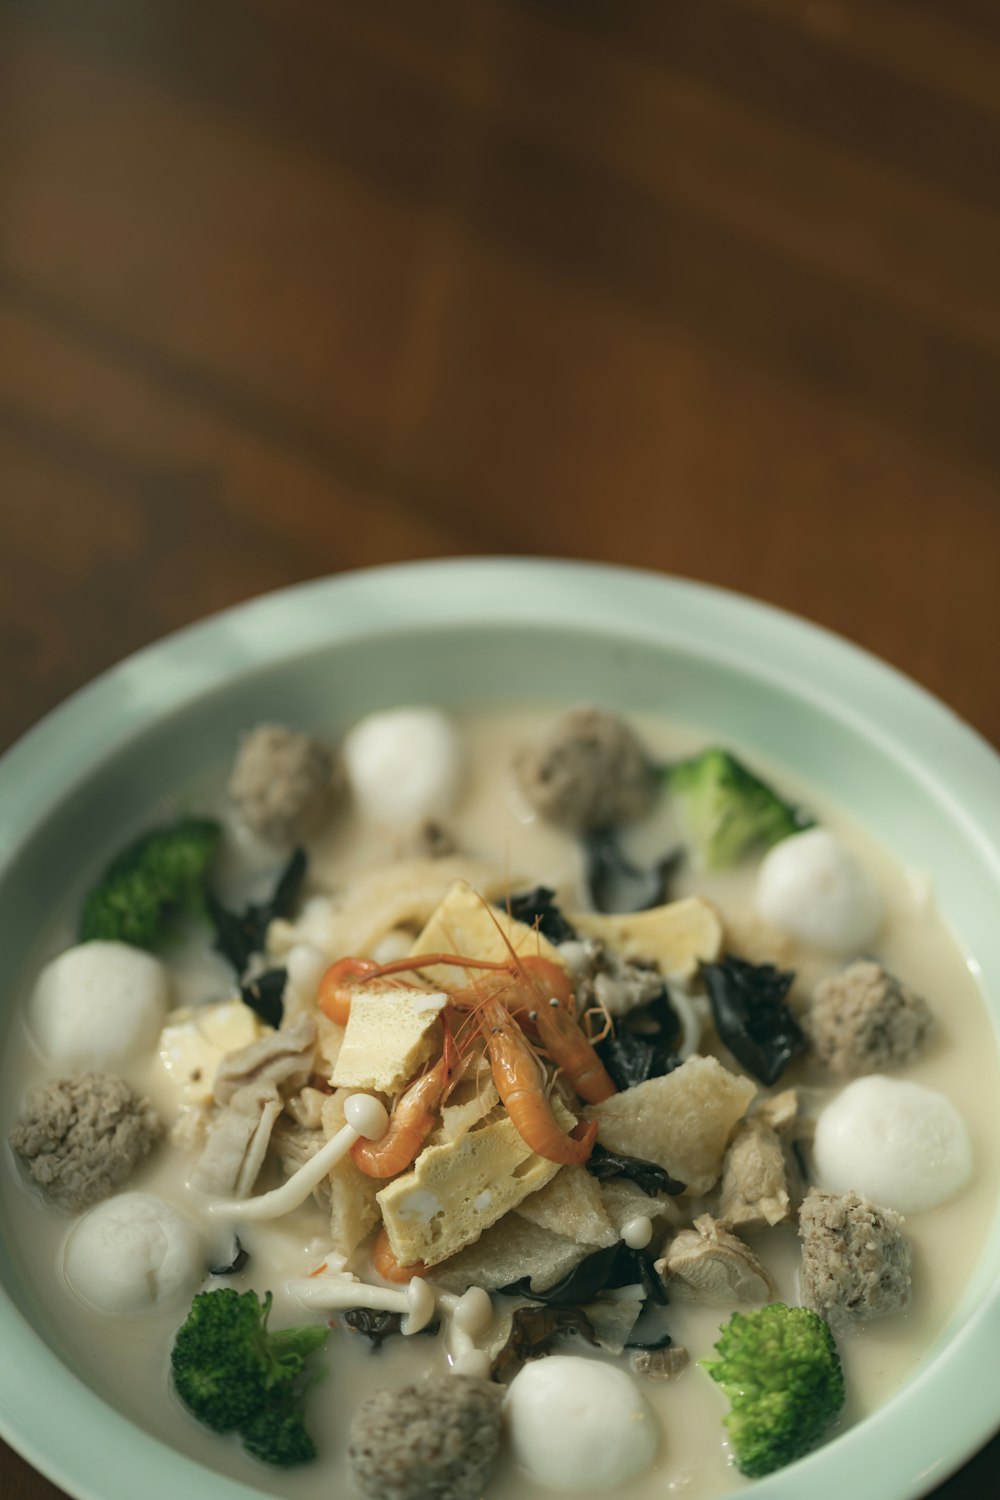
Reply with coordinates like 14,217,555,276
716,1112,792,1232
190,1080,283,1197
656,1214,772,1305
213,1013,317,1103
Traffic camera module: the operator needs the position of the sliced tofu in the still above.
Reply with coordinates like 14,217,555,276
158,998,263,1108
330,984,447,1094
590,1056,755,1196
409,880,565,988
568,896,722,981
376,1105,574,1267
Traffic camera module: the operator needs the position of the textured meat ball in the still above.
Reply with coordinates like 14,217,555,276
9,1073,162,1212
513,708,655,831
799,1188,912,1327
809,960,933,1076
228,724,341,844
348,1379,502,1500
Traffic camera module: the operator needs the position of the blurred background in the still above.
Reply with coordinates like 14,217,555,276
1,0,998,1494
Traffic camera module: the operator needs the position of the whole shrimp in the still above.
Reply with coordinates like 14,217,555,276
475,990,598,1166
312,902,615,1165
354,952,602,1164
501,955,617,1105
367,947,616,1106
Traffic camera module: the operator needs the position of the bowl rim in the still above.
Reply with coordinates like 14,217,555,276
1,557,998,1500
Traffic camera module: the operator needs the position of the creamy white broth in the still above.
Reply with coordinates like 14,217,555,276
2,706,998,1500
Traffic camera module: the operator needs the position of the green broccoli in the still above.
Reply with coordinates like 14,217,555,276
241,1404,317,1468
668,748,813,870
702,1303,845,1478
79,816,222,948
170,1288,327,1466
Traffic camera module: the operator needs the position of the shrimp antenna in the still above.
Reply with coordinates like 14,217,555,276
473,888,556,1016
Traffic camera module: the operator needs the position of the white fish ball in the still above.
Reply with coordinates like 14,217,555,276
30,941,172,1068
755,828,882,952
342,708,464,828
505,1355,659,1490
813,1075,973,1213
64,1192,205,1315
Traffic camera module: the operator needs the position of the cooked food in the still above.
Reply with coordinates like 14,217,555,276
28,941,172,1068
342,707,464,828
348,1378,503,1500
808,960,933,1076
755,827,883,952
63,1191,205,1314
1,703,991,1500
512,707,655,830
9,1072,161,1211
702,1303,845,1477
170,1286,328,1466
798,1188,911,1327
812,1075,973,1212
657,1215,773,1306
228,724,341,844
504,1355,659,1489
668,747,813,870
78,817,221,947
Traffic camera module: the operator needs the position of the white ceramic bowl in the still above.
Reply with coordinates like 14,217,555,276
1,559,998,1500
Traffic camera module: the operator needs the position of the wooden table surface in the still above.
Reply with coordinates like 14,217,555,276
1,1,998,1496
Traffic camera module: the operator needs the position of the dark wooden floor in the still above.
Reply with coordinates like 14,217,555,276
1,1,998,1496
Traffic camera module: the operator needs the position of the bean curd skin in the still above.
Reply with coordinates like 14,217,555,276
2,707,998,1500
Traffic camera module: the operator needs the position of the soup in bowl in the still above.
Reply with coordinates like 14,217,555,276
0,560,998,1500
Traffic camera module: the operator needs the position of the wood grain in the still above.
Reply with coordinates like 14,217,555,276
0,1,998,1496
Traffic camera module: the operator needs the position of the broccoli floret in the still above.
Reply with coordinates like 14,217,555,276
171,1288,327,1464
669,749,812,870
702,1303,845,1477
79,817,222,948
241,1403,317,1467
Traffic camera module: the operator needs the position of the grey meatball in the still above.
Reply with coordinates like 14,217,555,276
799,1188,911,1328
513,708,655,831
228,723,341,844
348,1378,503,1500
9,1073,162,1212
808,960,933,1076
